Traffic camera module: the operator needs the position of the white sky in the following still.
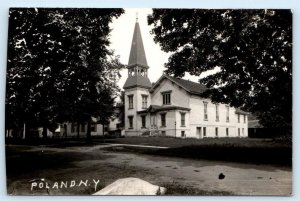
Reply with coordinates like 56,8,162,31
109,8,218,90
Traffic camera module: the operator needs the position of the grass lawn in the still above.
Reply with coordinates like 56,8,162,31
104,136,290,148
103,137,292,166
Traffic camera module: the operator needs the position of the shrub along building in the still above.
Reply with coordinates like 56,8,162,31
123,20,248,138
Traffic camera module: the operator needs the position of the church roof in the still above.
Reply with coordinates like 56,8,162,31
248,120,263,128
151,74,207,95
128,22,148,68
123,75,152,89
137,105,191,114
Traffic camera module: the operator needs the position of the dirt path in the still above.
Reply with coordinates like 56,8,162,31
7,144,292,195
96,144,292,196
104,151,291,195
50,144,292,195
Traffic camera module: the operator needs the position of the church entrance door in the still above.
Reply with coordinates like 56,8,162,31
196,127,202,139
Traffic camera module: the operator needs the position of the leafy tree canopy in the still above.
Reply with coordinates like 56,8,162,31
148,9,292,130
6,8,124,136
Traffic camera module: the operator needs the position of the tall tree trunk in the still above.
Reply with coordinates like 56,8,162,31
25,124,30,139
77,122,80,139
22,123,26,139
64,124,67,138
12,128,18,140
102,124,106,143
42,126,48,139
86,120,92,144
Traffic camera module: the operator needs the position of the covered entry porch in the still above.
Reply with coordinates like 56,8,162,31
137,105,191,137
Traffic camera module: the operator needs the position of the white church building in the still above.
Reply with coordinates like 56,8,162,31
123,20,248,138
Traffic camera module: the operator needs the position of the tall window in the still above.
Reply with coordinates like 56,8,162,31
242,128,244,136
128,116,133,129
181,113,186,127
162,92,171,105
181,131,185,137
226,128,229,136
128,95,133,109
141,115,146,128
142,95,148,109
204,102,208,120
238,128,240,136
203,127,207,137
244,115,246,123
91,123,97,132
161,113,166,127
238,114,240,123
216,104,219,121
215,127,218,137
226,106,230,122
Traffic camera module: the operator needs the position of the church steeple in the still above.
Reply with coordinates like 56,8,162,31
123,20,152,90
128,21,148,68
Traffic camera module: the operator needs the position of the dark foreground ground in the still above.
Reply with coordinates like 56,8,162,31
5,137,292,195
6,144,234,195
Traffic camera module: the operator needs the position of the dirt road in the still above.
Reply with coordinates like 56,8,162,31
6,144,292,195
105,151,292,195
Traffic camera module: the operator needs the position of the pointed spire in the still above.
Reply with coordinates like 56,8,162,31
128,20,148,68
123,18,152,90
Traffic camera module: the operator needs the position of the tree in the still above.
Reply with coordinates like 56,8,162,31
6,8,124,140
148,9,292,133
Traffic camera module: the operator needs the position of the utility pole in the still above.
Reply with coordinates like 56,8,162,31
174,121,176,138
23,123,26,139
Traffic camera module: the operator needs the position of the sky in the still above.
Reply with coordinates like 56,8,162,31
109,8,218,90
